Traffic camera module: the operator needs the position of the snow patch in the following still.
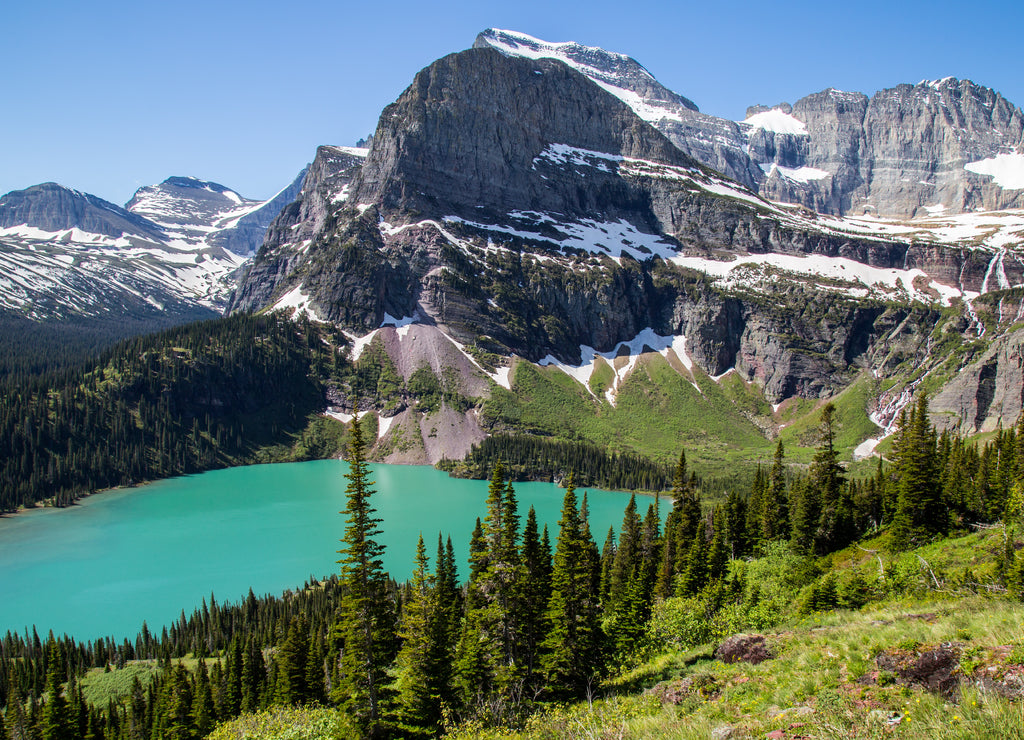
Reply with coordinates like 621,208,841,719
538,328,699,402
377,414,396,439
671,251,963,306
324,409,371,424
853,437,881,460
742,109,809,136
272,285,323,321
965,152,1024,190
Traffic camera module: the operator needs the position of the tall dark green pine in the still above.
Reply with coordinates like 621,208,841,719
608,494,641,608
599,526,616,604
891,394,943,550
191,659,215,738
393,534,440,732
428,535,459,711
656,451,699,598
40,642,72,740
761,439,789,542
521,506,551,686
724,488,748,558
274,617,310,706
334,412,396,737
808,403,848,555
540,474,604,698
745,466,766,554
676,520,708,597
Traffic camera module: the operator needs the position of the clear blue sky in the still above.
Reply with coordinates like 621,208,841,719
3,0,1021,206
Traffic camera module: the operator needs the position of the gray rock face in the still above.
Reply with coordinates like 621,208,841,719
230,45,990,405
478,31,1024,218
932,327,1024,433
208,168,307,255
0,183,166,241
227,145,366,315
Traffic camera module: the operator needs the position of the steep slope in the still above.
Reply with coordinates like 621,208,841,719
126,171,306,255
478,29,1024,220
225,44,1024,471
0,169,305,325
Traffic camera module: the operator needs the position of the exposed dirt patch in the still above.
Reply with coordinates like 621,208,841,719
647,673,721,704
715,634,772,665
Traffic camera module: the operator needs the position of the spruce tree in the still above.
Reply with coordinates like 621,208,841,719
393,534,440,731
521,506,550,685
40,642,72,740
540,474,604,698
761,439,789,542
334,412,396,736
808,403,847,554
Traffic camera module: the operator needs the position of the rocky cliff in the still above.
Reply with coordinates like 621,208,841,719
478,30,1024,219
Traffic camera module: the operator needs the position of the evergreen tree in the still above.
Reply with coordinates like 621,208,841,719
608,494,641,607
274,618,310,706
762,439,789,542
891,393,943,550
808,403,848,555
540,474,604,698
334,412,396,736
191,659,215,738
393,534,440,731
39,642,72,740
521,507,550,686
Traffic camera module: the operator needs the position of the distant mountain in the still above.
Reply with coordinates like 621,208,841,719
477,29,1024,218
0,171,304,329
126,171,306,256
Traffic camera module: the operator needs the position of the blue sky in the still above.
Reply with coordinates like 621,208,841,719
3,0,1022,205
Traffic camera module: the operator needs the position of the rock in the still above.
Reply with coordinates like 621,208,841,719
875,643,962,699
714,634,772,665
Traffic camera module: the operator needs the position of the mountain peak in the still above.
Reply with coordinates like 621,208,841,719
474,28,699,117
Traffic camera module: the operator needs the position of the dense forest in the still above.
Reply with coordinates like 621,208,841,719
0,314,341,512
2,400,1024,739
439,433,673,491
0,311,217,382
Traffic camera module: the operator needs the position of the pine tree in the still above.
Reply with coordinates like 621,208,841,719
808,403,848,555
40,642,72,740
520,507,550,686
191,659,215,737
334,412,396,736
890,394,943,550
274,617,310,706
540,474,604,698
761,439,789,542
608,494,641,607
393,534,440,731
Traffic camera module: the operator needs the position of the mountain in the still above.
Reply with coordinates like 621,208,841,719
126,172,306,256
0,171,305,328
476,29,1024,219
226,39,1024,472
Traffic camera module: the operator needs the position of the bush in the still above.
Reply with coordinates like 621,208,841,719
206,707,358,740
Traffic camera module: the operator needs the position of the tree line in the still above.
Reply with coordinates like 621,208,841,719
5,396,1024,738
0,313,336,512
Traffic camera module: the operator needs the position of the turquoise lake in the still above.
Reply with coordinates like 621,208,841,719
0,461,658,641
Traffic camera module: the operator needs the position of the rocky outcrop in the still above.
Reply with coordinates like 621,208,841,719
0,183,166,240
932,327,1024,433
479,30,1024,218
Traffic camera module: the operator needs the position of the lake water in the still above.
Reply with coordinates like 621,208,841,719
0,461,658,641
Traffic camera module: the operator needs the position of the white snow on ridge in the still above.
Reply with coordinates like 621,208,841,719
965,152,1024,190
671,251,965,305
480,29,682,124
444,214,678,261
770,164,831,183
742,109,809,136
272,284,323,321
539,328,700,403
